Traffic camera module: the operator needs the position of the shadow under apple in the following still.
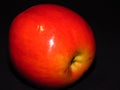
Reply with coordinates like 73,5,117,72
8,52,96,90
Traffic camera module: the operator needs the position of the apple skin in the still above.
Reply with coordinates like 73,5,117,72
9,4,96,88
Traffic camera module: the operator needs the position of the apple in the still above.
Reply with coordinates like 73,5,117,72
9,4,96,88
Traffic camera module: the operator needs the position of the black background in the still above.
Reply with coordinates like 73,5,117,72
0,0,120,90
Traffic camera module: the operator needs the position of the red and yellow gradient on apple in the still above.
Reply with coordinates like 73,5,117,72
9,4,96,88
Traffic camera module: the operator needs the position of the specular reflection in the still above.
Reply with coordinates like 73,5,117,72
48,36,55,52
37,25,44,32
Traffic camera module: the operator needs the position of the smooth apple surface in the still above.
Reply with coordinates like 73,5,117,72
9,4,96,88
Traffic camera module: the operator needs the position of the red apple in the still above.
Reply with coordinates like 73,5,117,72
9,4,96,88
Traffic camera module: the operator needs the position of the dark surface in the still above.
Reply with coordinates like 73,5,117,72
0,0,120,90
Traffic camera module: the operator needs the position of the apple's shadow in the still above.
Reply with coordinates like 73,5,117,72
8,52,97,90
8,54,52,90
